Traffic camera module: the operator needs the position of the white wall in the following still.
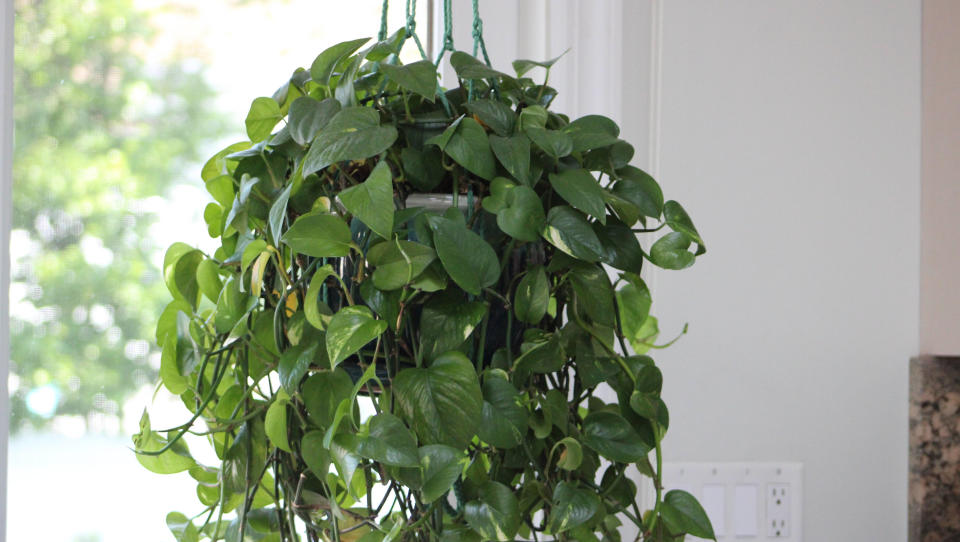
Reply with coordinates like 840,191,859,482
476,1,920,540
652,2,920,540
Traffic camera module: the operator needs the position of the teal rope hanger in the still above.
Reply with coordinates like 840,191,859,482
467,0,495,101
405,0,428,60
433,0,454,66
379,0,389,41
471,0,489,63
431,0,455,116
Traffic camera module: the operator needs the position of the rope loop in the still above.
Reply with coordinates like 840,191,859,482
404,0,417,32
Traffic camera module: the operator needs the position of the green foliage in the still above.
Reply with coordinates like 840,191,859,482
10,0,224,431
135,33,711,542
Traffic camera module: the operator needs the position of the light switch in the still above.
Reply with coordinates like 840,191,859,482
701,485,726,536
734,484,759,537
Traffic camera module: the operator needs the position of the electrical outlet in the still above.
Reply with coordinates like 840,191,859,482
766,483,790,537
655,463,803,541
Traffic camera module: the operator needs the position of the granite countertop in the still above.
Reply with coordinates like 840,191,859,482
910,356,960,542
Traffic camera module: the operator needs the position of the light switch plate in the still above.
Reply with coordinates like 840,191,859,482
641,462,803,541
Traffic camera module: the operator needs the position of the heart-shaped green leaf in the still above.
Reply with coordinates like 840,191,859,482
649,232,696,270
545,481,600,534
592,218,644,272
419,291,487,360
195,259,222,304
583,139,634,174
563,115,620,152
400,145,444,191
410,261,449,292
465,99,515,137
419,445,468,503
629,391,668,429
612,166,664,218
302,369,353,428
163,243,203,308
335,413,419,467
512,51,567,77
542,206,603,262
304,265,336,330
133,412,196,475
366,27,407,61
328,438,362,496
478,369,528,449
325,306,387,367
519,106,547,130
300,431,332,479
490,134,531,185
664,200,705,253
513,333,565,375
392,351,482,448
267,184,293,247
334,52,365,107
514,266,549,324
617,272,653,348
310,37,370,86
213,276,255,334
264,393,292,452
367,239,435,291
450,51,508,80
359,281,401,329
279,343,319,394
481,177,515,214
549,169,607,223
497,185,545,242
552,437,583,471
339,160,395,239
428,215,500,295
661,489,716,540
303,107,398,175
463,481,521,541
602,189,642,227
581,411,650,463
526,126,573,158
380,60,438,102
288,96,340,146
430,117,496,180
569,263,615,327
245,97,282,142
281,213,353,257
166,512,199,542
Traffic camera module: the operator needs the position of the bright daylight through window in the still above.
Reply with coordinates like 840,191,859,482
8,1,427,540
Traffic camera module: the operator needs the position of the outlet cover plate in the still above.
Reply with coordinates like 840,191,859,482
644,462,803,542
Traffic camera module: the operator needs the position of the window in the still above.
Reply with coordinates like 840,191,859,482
7,2,427,540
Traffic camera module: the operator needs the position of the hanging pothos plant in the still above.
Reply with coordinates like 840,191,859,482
134,5,712,541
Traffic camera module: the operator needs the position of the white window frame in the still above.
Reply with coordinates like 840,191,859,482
1,1,13,539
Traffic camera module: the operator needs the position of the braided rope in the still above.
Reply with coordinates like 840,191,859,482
378,0,389,41
405,0,428,59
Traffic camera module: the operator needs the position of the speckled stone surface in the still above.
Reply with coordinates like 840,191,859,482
910,356,960,542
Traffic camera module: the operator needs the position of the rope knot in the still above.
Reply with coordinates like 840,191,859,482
472,18,483,39
405,14,416,31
